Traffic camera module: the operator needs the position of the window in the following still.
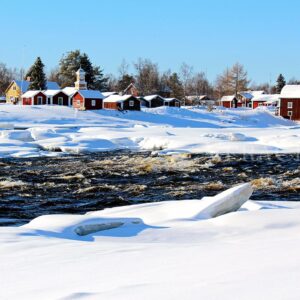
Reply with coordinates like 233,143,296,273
13,86,16,91
91,100,96,107
129,100,134,107
77,100,81,105
58,97,63,105
288,111,293,117
288,102,293,109
37,96,43,105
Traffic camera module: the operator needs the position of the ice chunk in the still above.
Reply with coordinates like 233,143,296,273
196,183,253,219
75,222,124,236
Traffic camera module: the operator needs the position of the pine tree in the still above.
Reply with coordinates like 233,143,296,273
117,74,135,92
26,57,46,90
276,74,286,94
58,50,108,90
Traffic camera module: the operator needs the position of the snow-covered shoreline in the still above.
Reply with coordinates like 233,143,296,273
0,105,299,158
1,184,300,299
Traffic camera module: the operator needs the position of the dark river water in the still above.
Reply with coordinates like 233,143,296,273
0,152,299,226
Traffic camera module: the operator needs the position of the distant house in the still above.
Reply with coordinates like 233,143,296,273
44,90,69,106
159,86,172,98
103,95,140,111
22,91,47,105
220,95,238,108
123,83,139,97
141,95,165,108
164,98,181,107
237,92,253,107
62,87,78,106
279,85,300,120
5,80,60,105
252,94,279,109
73,90,104,110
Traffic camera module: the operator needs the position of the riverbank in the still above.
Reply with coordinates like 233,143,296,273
0,105,299,157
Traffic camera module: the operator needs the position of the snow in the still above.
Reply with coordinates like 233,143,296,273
221,95,236,101
62,87,77,96
143,94,164,101
252,94,280,103
0,105,298,157
103,94,135,103
43,89,62,97
280,85,300,99
1,184,300,299
22,90,42,98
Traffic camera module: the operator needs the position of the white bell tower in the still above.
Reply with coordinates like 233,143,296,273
75,67,87,90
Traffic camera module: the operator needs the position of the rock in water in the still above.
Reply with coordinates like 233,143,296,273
196,183,253,219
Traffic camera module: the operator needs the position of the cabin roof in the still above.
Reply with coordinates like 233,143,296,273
76,90,104,99
104,95,137,103
221,95,236,102
143,95,164,101
280,85,300,99
22,90,45,98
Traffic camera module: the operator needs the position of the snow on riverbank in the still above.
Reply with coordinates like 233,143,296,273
0,104,299,157
1,184,300,299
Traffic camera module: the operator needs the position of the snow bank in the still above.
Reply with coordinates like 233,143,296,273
0,105,298,157
1,184,300,300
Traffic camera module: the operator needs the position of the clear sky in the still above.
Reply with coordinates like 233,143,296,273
1,0,300,84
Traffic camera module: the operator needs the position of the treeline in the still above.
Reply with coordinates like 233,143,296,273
0,50,298,100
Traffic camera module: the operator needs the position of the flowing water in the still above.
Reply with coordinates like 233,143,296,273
0,152,299,226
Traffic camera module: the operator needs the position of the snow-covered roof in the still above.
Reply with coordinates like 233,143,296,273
221,95,236,102
164,97,180,102
102,92,118,98
22,90,45,98
249,90,266,97
104,95,136,103
280,85,300,99
77,90,104,99
13,80,60,93
62,87,78,97
43,90,63,97
252,94,280,103
143,95,164,101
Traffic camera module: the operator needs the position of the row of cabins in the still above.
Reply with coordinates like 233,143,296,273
220,86,300,121
20,90,181,111
5,68,182,111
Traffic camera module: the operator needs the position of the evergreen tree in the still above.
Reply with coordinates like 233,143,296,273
58,50,108,90
276,74,286,94
25,57,46,90
117,74,135,92
160,72,184,99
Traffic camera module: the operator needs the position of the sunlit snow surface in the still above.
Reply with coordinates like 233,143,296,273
1,183,300,299
0,105,299,157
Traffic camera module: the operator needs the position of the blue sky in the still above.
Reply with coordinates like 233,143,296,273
1,0,300,84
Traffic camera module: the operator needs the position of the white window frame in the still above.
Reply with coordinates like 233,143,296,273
287,111,293,117
129,100,134,107
58,97,63,105
37,96,43,105
77,100,81,105
288,102,293,109
91,100,96,107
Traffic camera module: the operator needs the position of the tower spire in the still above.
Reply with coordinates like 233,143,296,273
75,67,87,90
